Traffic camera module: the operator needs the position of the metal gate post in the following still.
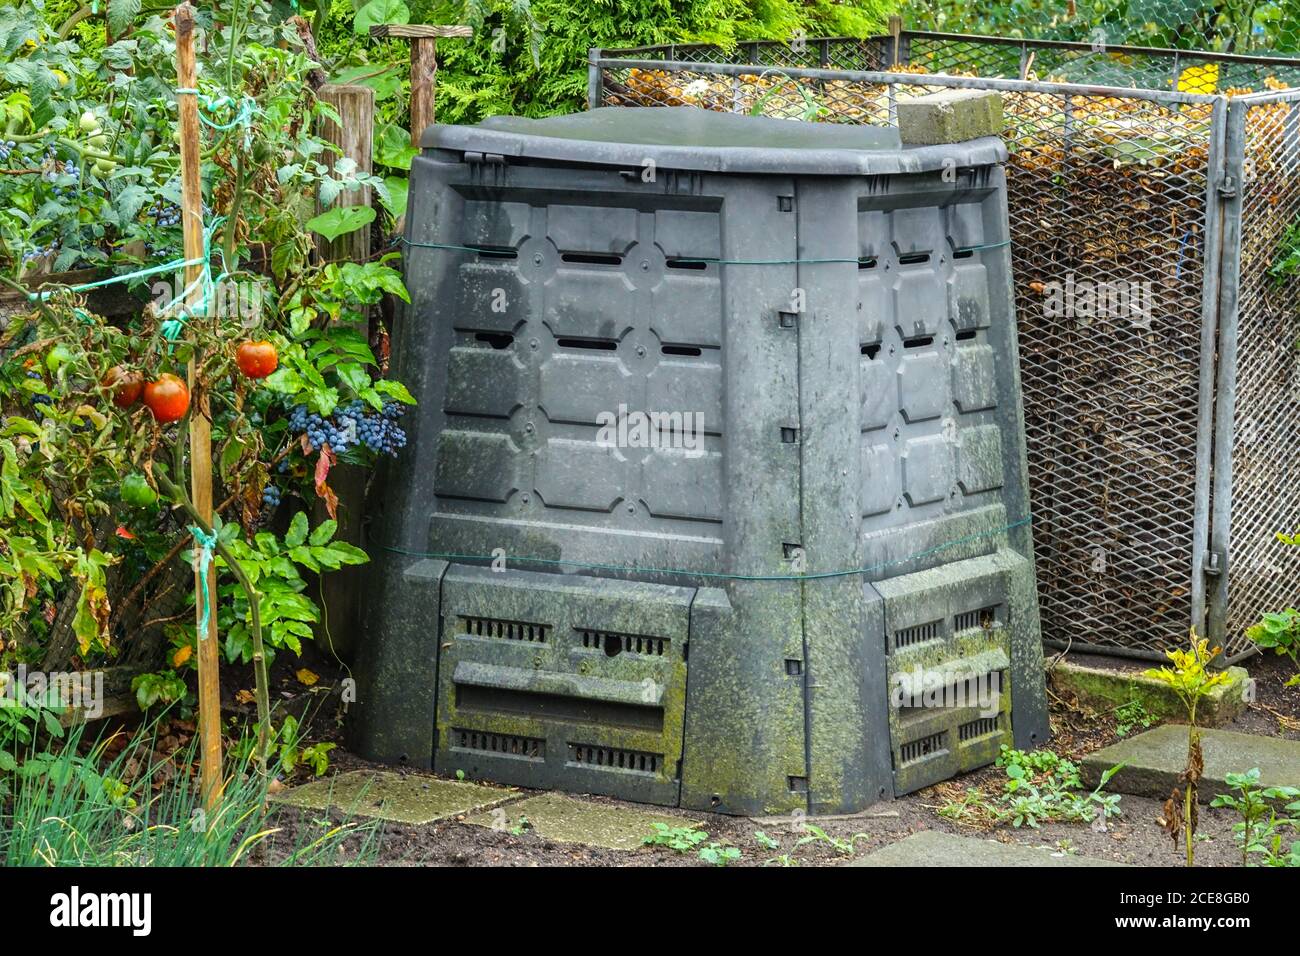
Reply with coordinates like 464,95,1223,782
1207,98,1249,650
1191,97,1229,644
587,48,602,110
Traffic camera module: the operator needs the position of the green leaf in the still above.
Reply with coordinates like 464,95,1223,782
306,205,376,242
375,379,416,404
381,176,408,218
284,512,309,549
375,124,418,171
325,541,370,565
0,749,17,772
354,0,410,36
309,519,337,547
108,0,142,38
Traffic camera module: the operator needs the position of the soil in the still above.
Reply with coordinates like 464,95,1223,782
249,649,1300,868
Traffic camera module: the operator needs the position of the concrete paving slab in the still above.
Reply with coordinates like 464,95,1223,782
1050,660,1251,726
1081,724,1300,801
465,792,701,850
272,770,513,824
846,830,1127,867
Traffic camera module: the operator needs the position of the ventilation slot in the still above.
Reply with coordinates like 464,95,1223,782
959,716,1001,742
661,344,702,357
861,343,881,360
954,605,1002,633
858,256,878,269
903,335,934,349
453,729,544,760
666,258,708,270
578,628,668,657
894,619,941,650
468,245,517,260
568,744,662,775
556,337,617,351
561,252,622,266
899,731,947,764
955,328,977,342
952,248,974,259
475,332,514,350
898,252,931,265
459,616,549,643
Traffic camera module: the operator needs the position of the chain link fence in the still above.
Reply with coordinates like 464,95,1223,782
589,31,1300,662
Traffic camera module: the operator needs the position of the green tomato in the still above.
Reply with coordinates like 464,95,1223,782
79,110,98,132
120,472,158,509
88,133,107,149
45,344,74,374
93,158,115,176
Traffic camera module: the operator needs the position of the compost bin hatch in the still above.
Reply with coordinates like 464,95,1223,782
354,104,1048,817
421,105,1005,175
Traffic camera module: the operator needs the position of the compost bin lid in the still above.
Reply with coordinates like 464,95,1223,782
421,106,1007,176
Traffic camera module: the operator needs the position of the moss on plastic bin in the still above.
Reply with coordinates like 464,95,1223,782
1049,659,1251,726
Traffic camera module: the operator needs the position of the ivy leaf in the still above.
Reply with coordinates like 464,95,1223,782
306,205,375,242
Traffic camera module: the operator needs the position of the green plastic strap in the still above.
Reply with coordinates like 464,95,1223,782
383,515,1031,582
189,525,219,638
401,237,1012,263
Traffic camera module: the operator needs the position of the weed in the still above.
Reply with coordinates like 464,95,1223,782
938,746,1124,829
642,823,709,853
1145,630,1233,866
699,842,741,866
1210,768,1300,867
753,830,780,851
1115,699,1157,737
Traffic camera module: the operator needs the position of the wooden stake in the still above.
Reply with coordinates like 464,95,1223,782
315,84,375,265
175,1,222,810
368,24,473,146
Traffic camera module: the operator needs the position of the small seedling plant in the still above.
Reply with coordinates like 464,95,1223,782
938,745,1124,829
1209,768,1300,867
1114,699,1157,737
1144,630,1233,867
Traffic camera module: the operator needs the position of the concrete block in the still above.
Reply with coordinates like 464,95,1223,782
898,89,1004,145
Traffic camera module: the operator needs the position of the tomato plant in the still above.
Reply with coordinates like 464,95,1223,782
0,1,415,773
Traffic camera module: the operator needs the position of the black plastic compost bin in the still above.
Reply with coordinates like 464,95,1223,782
352,106,1049,815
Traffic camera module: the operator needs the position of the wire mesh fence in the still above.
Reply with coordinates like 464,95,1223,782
900,0,1300,56
590,31,1300,662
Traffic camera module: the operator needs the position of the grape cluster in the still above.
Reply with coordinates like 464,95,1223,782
339,400,408,456
287,404,354,455
0,141,15,163
27,370,52,406
43,153,78,199
286,401,407,457
21,242,58,265
148,201,182,228
262,483,282,509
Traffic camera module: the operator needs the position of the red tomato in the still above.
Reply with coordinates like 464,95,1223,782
235,340,278,379
143,373,190,423
103,365,144,408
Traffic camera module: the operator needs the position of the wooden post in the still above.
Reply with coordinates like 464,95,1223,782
889,15,903,68
315,84,375,264
368,24,473,145
313,84,376,660
175,1,222,810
